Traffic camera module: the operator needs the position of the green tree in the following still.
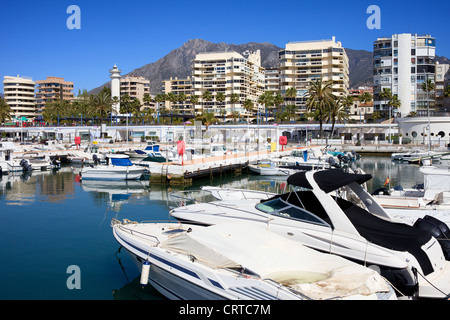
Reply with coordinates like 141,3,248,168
326,96,351,139
305,78,334,138
229,93,239,116
358,92,373,104
285,87,297,120
0,98,13,124
202,90,213,113
91,89,112,124
258,91,274,123
215,92,226,121
196,111,218,130
243,99,254,123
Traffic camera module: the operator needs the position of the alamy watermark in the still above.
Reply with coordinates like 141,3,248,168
66,265,81,290
366,5,381,30
66,5,81,30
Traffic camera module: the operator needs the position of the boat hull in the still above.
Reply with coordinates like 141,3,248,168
81,166,146,180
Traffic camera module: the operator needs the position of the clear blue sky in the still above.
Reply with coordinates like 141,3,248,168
1,0,449,94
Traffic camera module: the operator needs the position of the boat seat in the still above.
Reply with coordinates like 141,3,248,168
335,197,434,275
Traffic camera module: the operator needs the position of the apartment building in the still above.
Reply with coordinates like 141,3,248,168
265,67,280,92
162,77,193,114
278,37,349,114
120,75,150,109
191,50,265,119
373,33,436,117
348,87,374,122
435,63,450,112
3,75,37,118
35,76,74,112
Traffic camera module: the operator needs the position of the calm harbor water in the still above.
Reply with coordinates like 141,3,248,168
0,155,429,300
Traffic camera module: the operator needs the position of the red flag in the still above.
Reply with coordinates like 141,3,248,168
384,177,390,186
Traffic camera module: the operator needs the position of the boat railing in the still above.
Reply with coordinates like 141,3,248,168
168,189,275,222
111,218,166,245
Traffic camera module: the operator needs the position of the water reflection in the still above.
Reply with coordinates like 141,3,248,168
0,167,75,205
81,179,151,212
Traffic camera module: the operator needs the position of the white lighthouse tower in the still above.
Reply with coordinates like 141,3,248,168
109,64,121,114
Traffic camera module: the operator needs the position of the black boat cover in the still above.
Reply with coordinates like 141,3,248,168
287,170,372,193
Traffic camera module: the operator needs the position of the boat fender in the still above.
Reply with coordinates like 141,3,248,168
414,215,450,260
140,261,150,287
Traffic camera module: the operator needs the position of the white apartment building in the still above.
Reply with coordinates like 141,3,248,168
435,63,450,112
373,33,436,117
120,75,150,109
191,50,265,119
265,67,280,92
3,75,37,119
162,77,193,114
279,37,349,114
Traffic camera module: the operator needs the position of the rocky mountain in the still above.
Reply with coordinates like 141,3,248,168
88,39,444,95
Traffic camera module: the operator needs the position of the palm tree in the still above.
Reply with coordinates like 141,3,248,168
215,92,226,121
154,94,166,123
258,91,274,123
0,98,12,124
379,88,393,119
285,87,297,120
91,90,112,124
189,95,199,116
326,96,351,139
243,99,254,123
196,111,217,130
422,79,435,93
445,85,450,98
305,78,334,139
202,90,213,114
273,92,284,119
229,93,239,117
358,92,373,104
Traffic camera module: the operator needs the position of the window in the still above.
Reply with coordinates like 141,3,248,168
255,195,330,226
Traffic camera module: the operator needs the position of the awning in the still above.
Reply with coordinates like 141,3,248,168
287,170,372,193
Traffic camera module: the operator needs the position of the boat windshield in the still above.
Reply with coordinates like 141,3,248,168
111,158,133,166
256,197,329,226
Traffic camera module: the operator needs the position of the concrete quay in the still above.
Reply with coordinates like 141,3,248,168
145,148,295,185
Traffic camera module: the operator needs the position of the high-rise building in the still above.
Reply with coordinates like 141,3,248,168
373,33,436,117
265,67,280,92
278,37,349,114
191,50,265,119
35,76,74,112
162,77,193,114
3,75,37,119
435,63,450,113
120,75,150,109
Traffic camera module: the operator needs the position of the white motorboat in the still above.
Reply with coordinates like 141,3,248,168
278,147,340,170
249,160,301,176
169,169,450,299
80,154,148,180
373,165,450,225
67,144,106,165
20,152,53,171
391,150,444,163
111,219,396,300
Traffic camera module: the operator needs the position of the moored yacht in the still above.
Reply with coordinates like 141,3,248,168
169,169,450,299
111,219,396,300
80,154,148,180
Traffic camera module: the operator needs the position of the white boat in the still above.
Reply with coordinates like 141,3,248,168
391,150,443,162
111,220,396,300
249,160,300,176
169,169,450,299
278,147,340,169
373,165,450,225
80,154,148,180
67,144,106,165
20,151,54,171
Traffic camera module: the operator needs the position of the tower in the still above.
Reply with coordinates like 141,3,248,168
109,65,121,114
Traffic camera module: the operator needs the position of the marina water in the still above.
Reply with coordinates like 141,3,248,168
0,155,428,299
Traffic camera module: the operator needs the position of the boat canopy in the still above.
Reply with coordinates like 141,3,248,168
110,157,133,166
287,170,372,193
160,222,389,299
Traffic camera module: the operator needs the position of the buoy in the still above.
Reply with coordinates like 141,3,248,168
140,261,150,286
